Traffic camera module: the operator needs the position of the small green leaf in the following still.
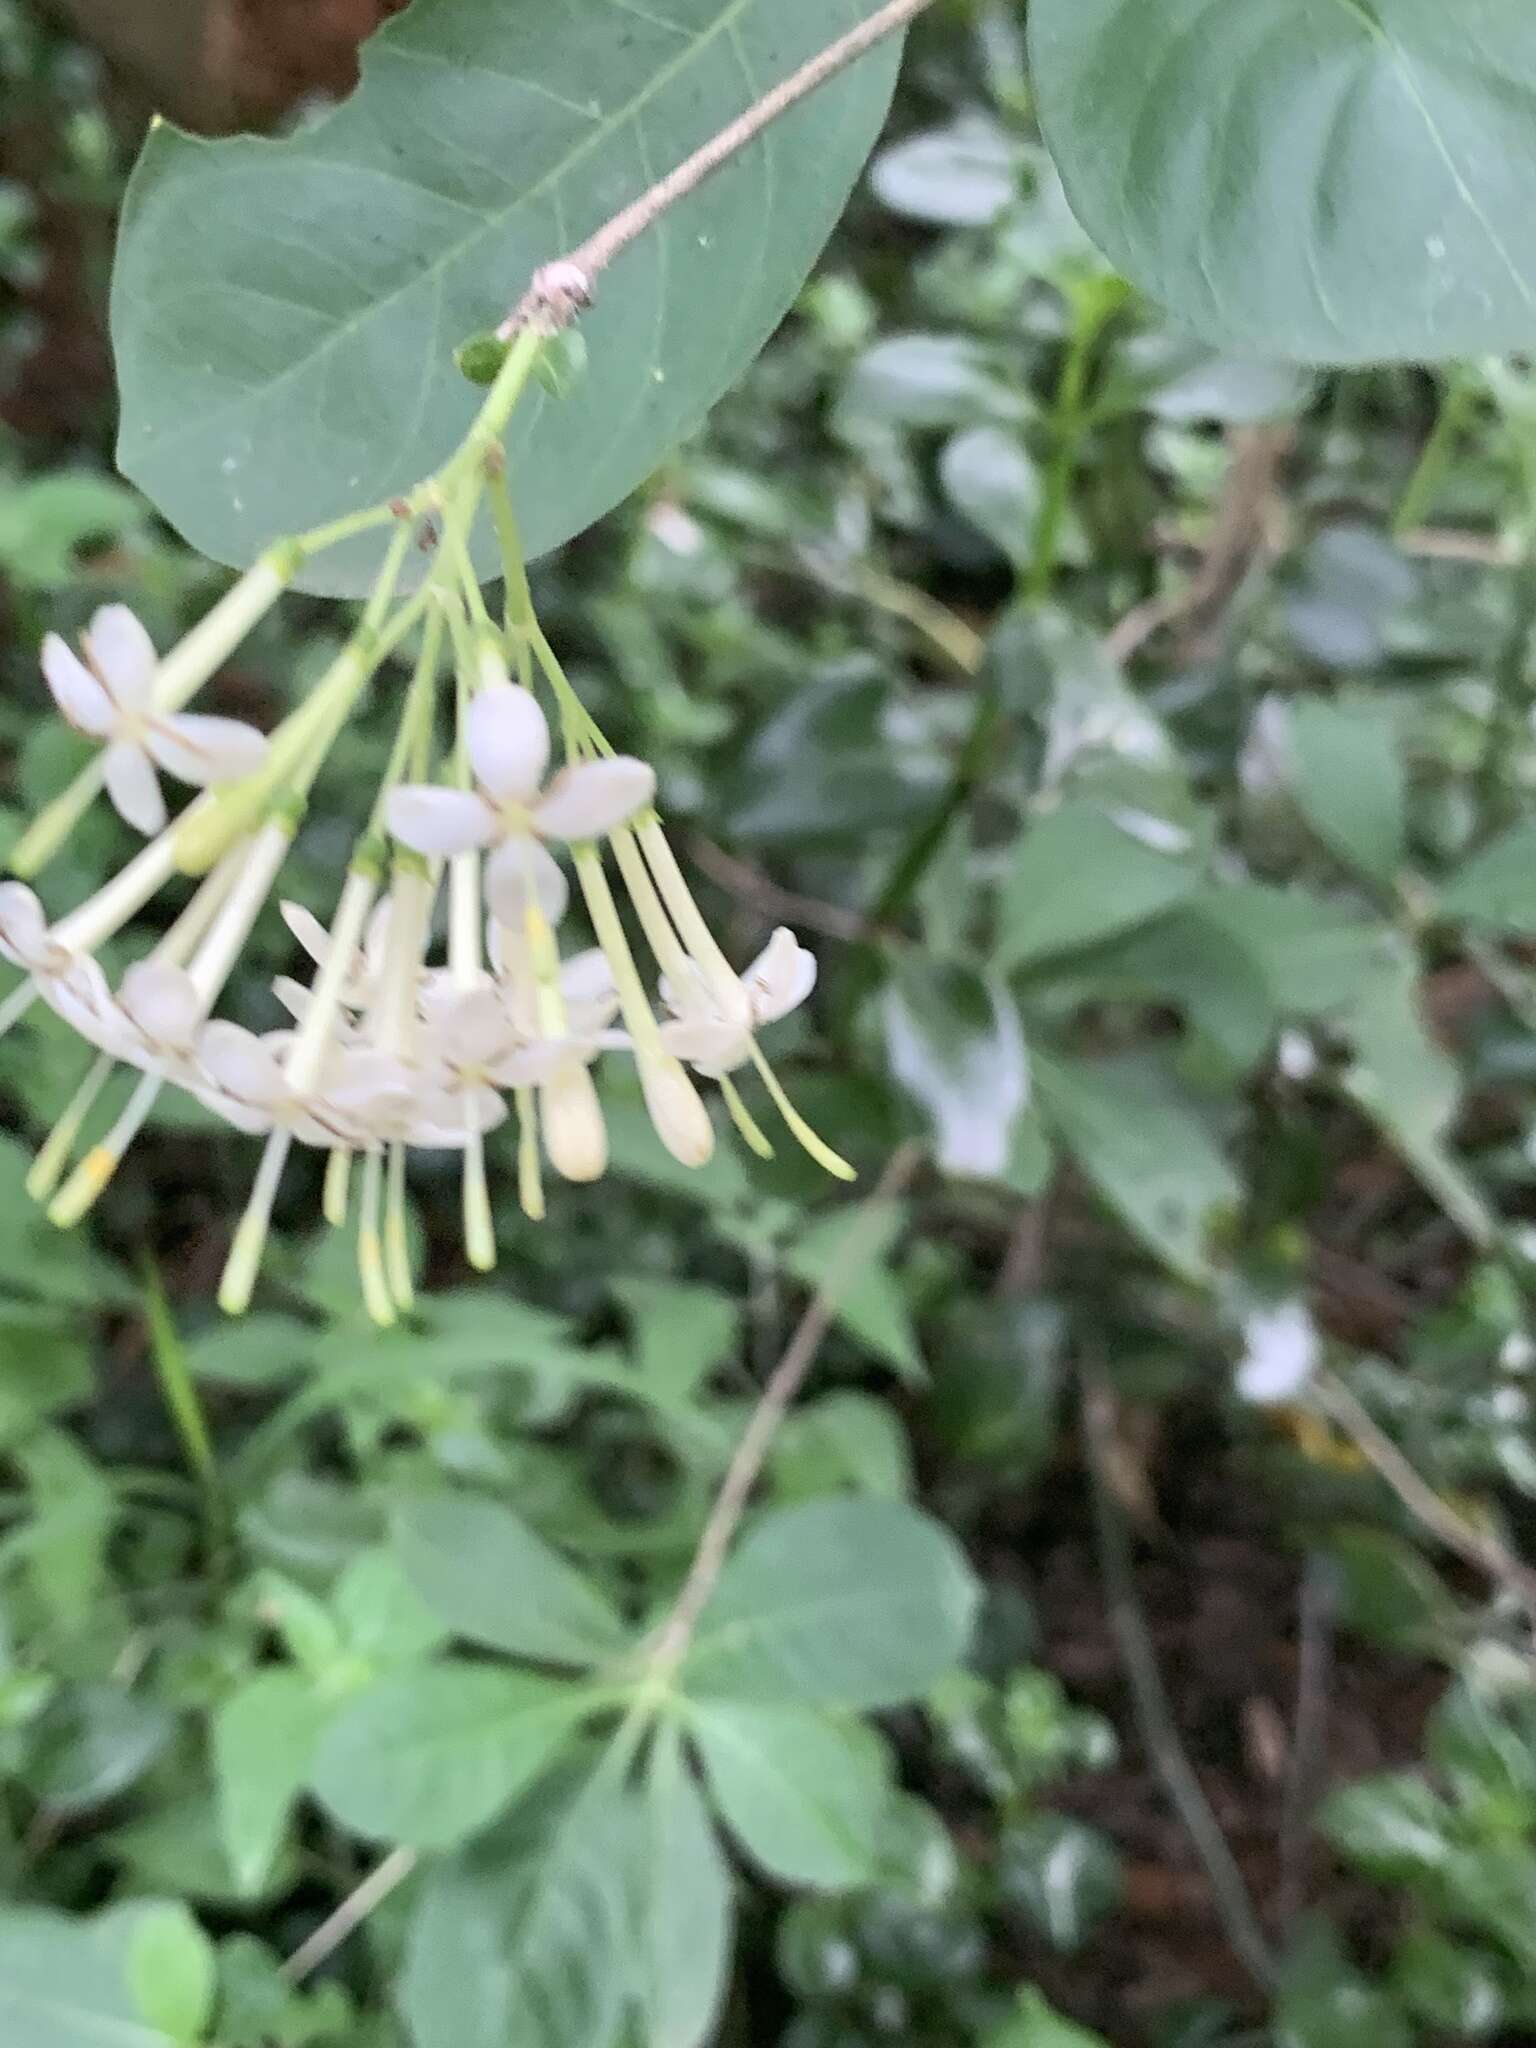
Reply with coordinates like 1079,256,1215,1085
997,1814,1123,1952
693,1701,889,1890
1321,1773,1456,1881
940,425,1041,561
782,1203,922,1382
392,1493,628,1667
612,1278,739,1400
983,1986,1114,2047
214,1670,331,1897
684,1497,979,1709
454,333,511,388
0,1906,181,2048
1033,1053,1240,1282
1391,1927,1506,2038
637,1727,733,2048
997,802,1197,971
1438,820,1536,933
870,115,1024,227
310,1662,590,1850
26,1682,174,1816
126,1905,216,2044
884,957,1030,1178
332,1548,448,1668
1287,698,1407,884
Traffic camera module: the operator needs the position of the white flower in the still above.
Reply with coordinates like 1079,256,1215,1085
1235,1300,1319,1405
196,1023,408,1148
273,897,398,1022
660,926,816,1076
42,605,268,836
386,686,654,924
0,883,68,976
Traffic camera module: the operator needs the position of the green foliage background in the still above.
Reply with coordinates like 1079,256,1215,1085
0,3,1533,2046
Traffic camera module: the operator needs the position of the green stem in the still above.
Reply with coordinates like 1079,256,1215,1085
1392,373,1475,538
141,1259,225,1565
1025,284,1120,607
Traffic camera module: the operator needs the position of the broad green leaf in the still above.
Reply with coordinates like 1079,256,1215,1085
1438,820,1536,932
25,1683,174,1815
0,1907,180,2048
1187,883,1390,1017
392,1493,628,1666
1282,525,1416,669
400,1773,632,2048
332,1548,449,1668
1032,1053,1240,1282
693,1701,889,1889
770,1391,912,1502
112,0,904,597
684,1497,979,1708
838,333,1025,434
1287,698,1407,883
1030,0,1536,364
1055,907,1276,1072
310,1662,590,1849
997,802,1197,970
636,1727,732,2048
0,476,144,590
213,1671,331,1896
1390,1928,1506,2038
883,957,1030,1178
126,1905,216,2044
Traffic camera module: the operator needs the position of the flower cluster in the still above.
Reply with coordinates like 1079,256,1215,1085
3,376,848,1321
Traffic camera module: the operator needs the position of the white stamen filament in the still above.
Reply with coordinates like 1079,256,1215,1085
323,1148,353,1228
48,1069,164,1227
0,979,39,1042
51,818,191,955
187,819,293,1009
284,867,379,1096
516,1086,545,1221
385,1141,414,1308
371,868,435,1061
720,1071,775,1161
747,1039,855,1182
27,1053,115,1201
358,1147,395,1327
635,818,751,1023
218,1129,293,1315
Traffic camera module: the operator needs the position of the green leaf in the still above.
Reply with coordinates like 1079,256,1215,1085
782,1203,922,1382
1033,1053,1240,1282
983,1987,1114,2048
997,1815,1123,1953
870,114,1024,227
1029,0,1536,364
1287,698,1407,884
636,1727,732,2048
997,802,1197,971
1391,1927,1506,2037
310,1662,590,1849
1321,1773,1456,1880
26,1683,174,1816
770,1391,912,1502
0,475,144,590
0,1907,181,2048
332,1547,449,1668
213,1670,331,1896
612,1277,739,1401
884,957,1029,1178
693,1701,889,1889
392,1492,628,1666
940,426,1042,560
126,1905,216,2044
112,0,903,597
684,1497,979,1708
1438,820,1536,932
400,1773,632,2048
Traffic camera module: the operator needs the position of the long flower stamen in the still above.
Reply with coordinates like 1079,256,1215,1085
27,1053,116,1201
219,1130,293,1316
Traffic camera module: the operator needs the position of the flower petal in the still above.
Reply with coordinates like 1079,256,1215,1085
466,684,549,801
0,883,50,967
533,757,655,842
85,606,158,709
280,902,331,968
104,742,167,836
148,713,268,788
386,785,497,857
119,960,202,1046
745,927,817,1024
560,947,616,1006
198,1021,286,1105
485,836,569,927
41,634,115,735
659,1014,752,1076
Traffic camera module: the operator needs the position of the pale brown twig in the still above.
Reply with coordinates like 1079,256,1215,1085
500,0,937,339
646,1142,924,1681
688,834,884,945
282,1846,417,1985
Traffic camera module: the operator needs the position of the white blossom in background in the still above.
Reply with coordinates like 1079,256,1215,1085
42,606,268,835
1235,1300,1319,1406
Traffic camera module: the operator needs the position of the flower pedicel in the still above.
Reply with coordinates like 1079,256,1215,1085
2,326,851,1322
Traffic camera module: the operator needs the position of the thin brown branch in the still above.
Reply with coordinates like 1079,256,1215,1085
688,835,884,945
1312,1373,1536,1624
282,1847,417,1985
646,1142,924,1681
500,0,936,337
